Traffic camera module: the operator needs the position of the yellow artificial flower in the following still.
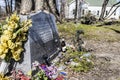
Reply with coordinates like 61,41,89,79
9,13,20,22
7,40,15,49
22,36,27,41
0,73,4,78
27,19,32,24
27,70,32,76
0,73,11,80
2,24,8,29
15,37,20,42
15,49,23,56
0,54,6,59
0,35,10,43
0,44,5,53
15,42,22,46
0,44,8,54
2,43,8,48
12,33,17,39
26,20,32,27
3,30,13,38
4,48,8,54
8,21,18,29
0,47,3,54
3,30,12,35
15,34,27,42
12,53,20,61
0,45,8,59
11,49,15,53
11,45,22,53
20,33,27,41
23,27,29,32
8,21,14,28
11,47,24,61
21,20,32,28
12,47,23,54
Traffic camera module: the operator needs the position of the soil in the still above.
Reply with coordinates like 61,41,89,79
78,40,120,80
64,33,120,80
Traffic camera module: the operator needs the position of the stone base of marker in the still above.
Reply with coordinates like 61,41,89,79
0,60,10,74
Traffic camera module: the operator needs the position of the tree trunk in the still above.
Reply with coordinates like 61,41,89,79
99,0,109,21
35,0,43,11
4,0,8,14
45,0,62,23
15,0,21,13
20,0,32,14
10,0,12,13
78,0,83,19
7,0,11,14
74,0,78,23
4,0,11,15
49,0,56,14
60,0,65,21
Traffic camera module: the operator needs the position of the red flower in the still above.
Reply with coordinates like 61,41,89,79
20,75,30,80
55,76,64,80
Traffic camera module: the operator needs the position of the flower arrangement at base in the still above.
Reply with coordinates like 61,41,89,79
0,13,32,62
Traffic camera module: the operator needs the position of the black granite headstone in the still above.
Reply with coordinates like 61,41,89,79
29,11,60,63
15,11,61,74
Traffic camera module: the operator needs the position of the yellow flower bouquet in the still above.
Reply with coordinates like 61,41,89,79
0,13,32,74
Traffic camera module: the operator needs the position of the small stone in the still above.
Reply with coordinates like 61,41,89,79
82,53,91,58
70,61,79,66
57,65,66,71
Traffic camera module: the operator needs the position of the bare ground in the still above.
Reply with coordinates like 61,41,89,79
81,40,120,80
65,40,120,80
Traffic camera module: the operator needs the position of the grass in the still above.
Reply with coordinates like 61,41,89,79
57,22,120,42
56,47,94,72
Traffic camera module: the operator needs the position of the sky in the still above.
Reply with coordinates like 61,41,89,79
0,0,15,11
0,0,5,7
0,0,15,6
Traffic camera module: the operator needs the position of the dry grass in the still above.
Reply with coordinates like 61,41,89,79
57,22,120,42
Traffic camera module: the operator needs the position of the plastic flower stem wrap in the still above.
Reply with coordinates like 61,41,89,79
0,13,32,74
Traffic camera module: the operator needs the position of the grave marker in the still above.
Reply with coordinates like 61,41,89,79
15,11,61,74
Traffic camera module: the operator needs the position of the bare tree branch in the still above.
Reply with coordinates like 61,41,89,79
45,0,62,23
104,1,120,18
105,5,120,19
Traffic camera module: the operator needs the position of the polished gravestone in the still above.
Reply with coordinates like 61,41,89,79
15,11,61,74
